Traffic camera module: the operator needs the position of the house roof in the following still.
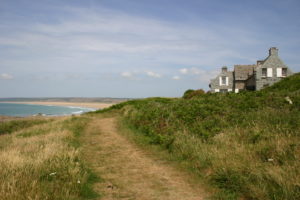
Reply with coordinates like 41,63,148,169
234,65,256,80
256,60,266,65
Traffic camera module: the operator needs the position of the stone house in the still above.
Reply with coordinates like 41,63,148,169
209,47,293,93
209,66,234,93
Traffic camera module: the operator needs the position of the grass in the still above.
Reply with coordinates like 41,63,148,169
98,73,300,200
64,115,102,199
0,116,100,200
0,117,50,135
1,73,298,199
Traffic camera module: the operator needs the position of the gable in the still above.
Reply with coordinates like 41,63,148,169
259,54,288,69
209,71,234,89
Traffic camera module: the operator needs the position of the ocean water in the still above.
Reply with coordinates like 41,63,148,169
0,103,95,117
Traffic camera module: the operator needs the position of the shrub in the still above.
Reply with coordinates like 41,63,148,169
183,89,206,99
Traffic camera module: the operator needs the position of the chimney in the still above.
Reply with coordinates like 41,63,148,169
269,47,278,56
222,66,227,73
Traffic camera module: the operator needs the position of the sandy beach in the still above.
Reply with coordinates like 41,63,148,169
3,101,114,110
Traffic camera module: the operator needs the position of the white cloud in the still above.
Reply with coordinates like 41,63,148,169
190,67,204,75
172,75,181,80
146,71,161,78
179,68,188,74
120,70,162,80
0,73,13,80
178,67,219,82
179,67,205,75
121,72,133,78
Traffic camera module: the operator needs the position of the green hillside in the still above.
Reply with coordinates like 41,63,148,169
100,73,300,200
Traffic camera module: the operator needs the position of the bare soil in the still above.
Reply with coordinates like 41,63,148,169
82,117,206,200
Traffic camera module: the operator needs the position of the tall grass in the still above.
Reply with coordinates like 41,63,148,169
106,73,300,199
0,116,98,200
0,118,49,135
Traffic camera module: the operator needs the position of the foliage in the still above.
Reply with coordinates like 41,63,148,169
183,89,206,99
182,89,195,98
102,73,300,200
0,118,49,135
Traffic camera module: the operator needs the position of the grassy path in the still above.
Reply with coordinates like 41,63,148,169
82,116,206,200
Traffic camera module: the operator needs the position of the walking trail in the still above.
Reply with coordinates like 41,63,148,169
82,117,206,200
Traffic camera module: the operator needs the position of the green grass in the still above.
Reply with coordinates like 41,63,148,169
64,116,91,148
0,118,50,135
63,115,102,199
80,169,102,199
0,115,101,200
98,73,300,200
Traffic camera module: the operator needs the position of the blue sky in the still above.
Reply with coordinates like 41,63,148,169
0,0,299,98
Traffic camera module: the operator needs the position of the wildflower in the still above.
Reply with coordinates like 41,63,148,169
49,172,57,176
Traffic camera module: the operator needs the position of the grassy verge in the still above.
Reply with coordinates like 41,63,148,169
0,117,50,135
99,73,300,200
63,115,102,199
0,116,100,200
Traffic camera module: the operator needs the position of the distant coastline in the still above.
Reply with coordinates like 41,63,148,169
2,101,114,110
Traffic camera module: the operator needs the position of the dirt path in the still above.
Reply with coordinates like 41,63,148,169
82,117,206,200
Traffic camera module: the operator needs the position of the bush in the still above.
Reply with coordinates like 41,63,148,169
183,89,205,99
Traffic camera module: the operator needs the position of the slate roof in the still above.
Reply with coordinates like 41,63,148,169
234,65,256,80
256,60,266,65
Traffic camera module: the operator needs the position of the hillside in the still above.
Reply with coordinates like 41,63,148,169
1,74,298,200
99,73,300,200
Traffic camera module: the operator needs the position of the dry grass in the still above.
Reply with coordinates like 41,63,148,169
0,118,90,200
81,117,206,200
168,127,300,200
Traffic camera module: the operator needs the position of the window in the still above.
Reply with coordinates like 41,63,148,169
282,68,287,77
267,68,273,77
219,76,228,86
277,68,282,77
262,68,267,77
222,76,226,85
220,89,228,93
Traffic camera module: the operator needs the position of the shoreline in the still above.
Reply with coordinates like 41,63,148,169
0,101,114,110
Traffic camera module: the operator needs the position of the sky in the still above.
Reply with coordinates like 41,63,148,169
0,0,299,98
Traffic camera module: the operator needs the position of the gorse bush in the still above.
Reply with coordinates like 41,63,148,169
109,73,300,200
183,89,206,99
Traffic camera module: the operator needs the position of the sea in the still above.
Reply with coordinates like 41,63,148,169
0,103,96,117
